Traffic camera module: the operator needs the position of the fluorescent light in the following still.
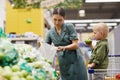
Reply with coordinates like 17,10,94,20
89,23,97,26
75,27,85,30
65,20,93,23
106,23,117,26
90,23,117,26
75,24,87,26
87,26,93,29
86,0,120,3
65,19,120,23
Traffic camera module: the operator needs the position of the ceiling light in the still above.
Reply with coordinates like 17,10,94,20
75,24,87,26
79,10,85,17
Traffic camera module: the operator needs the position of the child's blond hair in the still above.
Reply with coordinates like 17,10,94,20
93,22,109,39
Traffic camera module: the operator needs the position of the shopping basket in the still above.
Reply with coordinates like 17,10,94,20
88,69,120,80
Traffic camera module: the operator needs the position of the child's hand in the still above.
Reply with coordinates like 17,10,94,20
84,40,93,50
87,64,93,68
87,63,96,68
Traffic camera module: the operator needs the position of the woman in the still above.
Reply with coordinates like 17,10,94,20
45,7,88,80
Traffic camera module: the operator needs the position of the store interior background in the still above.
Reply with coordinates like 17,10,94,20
0,0,120,69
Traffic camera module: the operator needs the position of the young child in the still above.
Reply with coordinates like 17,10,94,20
87,23,109,79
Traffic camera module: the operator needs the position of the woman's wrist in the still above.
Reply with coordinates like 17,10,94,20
62,46,66,51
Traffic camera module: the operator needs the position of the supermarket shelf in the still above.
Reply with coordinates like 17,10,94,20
9,37,38,47
9,37,38,41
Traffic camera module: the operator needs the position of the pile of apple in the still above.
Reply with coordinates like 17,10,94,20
0,39,57,80
0,65,34,80
0,60,57,80
13,44,57,80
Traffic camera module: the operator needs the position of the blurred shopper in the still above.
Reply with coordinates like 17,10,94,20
45,7,88,80
87,23,109,79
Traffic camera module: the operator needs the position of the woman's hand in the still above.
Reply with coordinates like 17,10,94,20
57,46,65,52
57,39,79,52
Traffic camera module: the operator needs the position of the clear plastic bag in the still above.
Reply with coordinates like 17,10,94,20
38,40,57,61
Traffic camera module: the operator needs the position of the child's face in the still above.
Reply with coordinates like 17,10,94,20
93,29,102,40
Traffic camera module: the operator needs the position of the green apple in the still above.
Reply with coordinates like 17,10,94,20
47,60,52,65
0,68,3,75
25,57,35,62
21,70,28,77
10,76,21,80
33,62,42,68
2,70,12,79
26,75,34,80
85,39,92,45
11,65,20,72
37,76,44,80
4,66,12,72
20,77,26,80
14,72,23,78
0,52,5,60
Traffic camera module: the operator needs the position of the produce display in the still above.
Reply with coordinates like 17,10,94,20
0,38,58,80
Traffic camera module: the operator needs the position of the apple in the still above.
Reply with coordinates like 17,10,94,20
0,66,3,72
25,57,35,62
0,52,5,60
26,75,34,80
20,77,26,80
47,60,52,65
2,70,12,79
116,74,120,79
33,62,42,68
4,66,11,70
85,39,92,45
36,75,44,80
10,76,21,80
13,72,23,78
21,70,28,77
11,65,20,72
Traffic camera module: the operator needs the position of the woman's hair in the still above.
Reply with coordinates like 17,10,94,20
52,7,65,17
93,22,109,38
